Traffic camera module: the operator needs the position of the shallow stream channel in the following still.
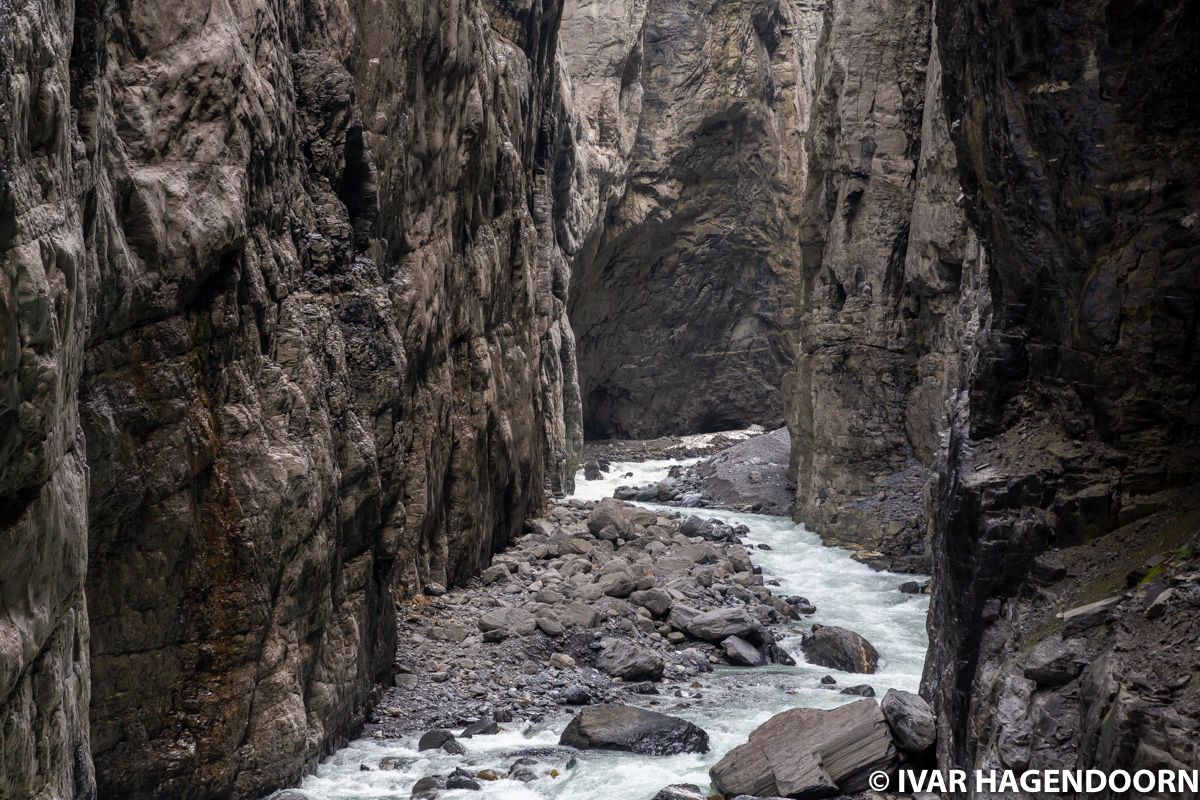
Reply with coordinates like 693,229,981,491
276,459,929,800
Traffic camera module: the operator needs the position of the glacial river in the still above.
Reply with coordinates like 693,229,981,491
276,459,929,800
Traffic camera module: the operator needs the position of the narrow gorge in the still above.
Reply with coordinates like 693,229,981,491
2,1,1197,799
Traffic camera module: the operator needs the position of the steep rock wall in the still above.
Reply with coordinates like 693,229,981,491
926,0,1200,782
786,0,984,572
563,0,818,439
1,0,579,798
0,1,94,797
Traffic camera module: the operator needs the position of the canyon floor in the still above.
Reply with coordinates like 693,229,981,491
270,434,931,799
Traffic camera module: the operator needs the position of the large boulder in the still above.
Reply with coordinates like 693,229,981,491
600,640,665,681
631,588,673,616
880,689,935,754
800,625,879,673
417,729,459,752
478,606,538,637
559,704,709,756
1022,637,1085,688
722,635,766,667
710,700,897,798
560,601,602,629
597,570,638,598
587,499,631,535
667,604,702,631
686,607,759,643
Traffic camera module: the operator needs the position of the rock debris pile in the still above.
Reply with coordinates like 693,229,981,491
365,498,818,738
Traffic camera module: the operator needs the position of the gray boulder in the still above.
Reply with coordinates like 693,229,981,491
460,719,501,738
880,689,935,754
710,699,897,798
446,774,481,790
478,606,537,637
686,607,759,643
631,588,673,616
560,601,602,629
629,507,659,526
559,704,709,756
722,635,766,667
562,685,593,705
1058,596,1121,637
680,515,715,538
667,604,702,631
417,729,457,752
800,625,879,674
481,564,510,585
601,640,665,681
536,613,565,637
597,570,637,598
1022,637,1085,687
587,499,631,535
410,776,442,799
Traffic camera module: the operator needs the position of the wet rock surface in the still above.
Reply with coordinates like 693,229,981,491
3,0,585,797
564,0,817,439
784,0,976,578
800,626,881,675
5,0,1199,797
880,689,935,755
928,493,1200,780
558,704,709,756
925,0,1200,779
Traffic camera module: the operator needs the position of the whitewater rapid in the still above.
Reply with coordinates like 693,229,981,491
275,459,929,800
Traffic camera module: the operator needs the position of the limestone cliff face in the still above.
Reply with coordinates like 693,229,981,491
1,0,578,797
925,0,1200,780
562,0,816,439
785,0,982,572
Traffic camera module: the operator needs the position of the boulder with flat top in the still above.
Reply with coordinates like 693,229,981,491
710,699,897,798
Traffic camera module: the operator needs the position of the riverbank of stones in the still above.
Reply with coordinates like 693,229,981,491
601,429,928,575
363,497,816,739
609,428,794,516
581,428,765,467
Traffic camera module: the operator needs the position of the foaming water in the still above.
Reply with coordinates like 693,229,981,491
567,458,701,503
277,459,929,800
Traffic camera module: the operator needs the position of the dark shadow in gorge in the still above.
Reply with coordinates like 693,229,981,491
563,0,803,441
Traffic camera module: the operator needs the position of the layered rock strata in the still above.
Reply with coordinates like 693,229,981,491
924,0,1200,780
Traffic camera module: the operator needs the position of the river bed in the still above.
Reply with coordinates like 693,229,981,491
276,460,929,800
